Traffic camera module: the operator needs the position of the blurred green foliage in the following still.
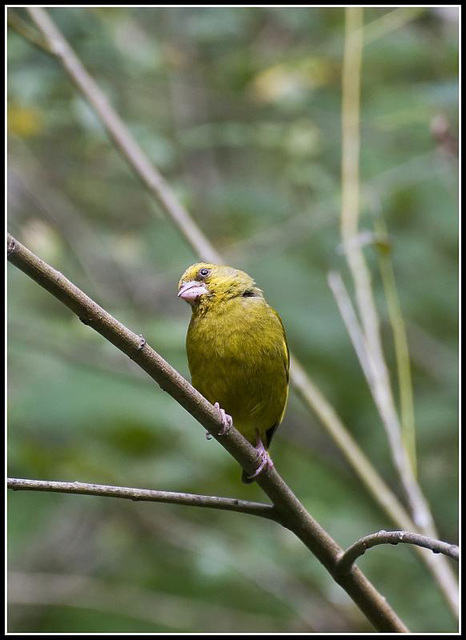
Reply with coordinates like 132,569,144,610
7,7,458,633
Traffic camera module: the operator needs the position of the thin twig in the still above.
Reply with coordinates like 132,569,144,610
374,216,417,475
337,530,459,575
327,270,374,385
362,7,424,46
7,478,280,521
7,233,408,633
328,267,416,469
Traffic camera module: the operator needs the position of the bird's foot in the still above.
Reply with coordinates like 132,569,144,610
245,438,274,481
206,402,233,440
214,402,233,435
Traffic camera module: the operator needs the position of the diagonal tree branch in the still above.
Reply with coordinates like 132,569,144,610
7,232,408,633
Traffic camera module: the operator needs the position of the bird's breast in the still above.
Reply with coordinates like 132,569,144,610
185,298,289,442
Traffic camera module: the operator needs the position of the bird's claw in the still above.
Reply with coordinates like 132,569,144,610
214,402,233,436
246,440,274,481
205,402,233,440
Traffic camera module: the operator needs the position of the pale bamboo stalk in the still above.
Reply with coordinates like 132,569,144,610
339,7,458,615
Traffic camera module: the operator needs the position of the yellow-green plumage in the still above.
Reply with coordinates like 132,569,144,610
178,263,289,480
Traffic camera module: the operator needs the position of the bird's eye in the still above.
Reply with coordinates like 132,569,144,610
198,268,211,278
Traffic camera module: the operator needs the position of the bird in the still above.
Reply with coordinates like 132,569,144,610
178,262,289,482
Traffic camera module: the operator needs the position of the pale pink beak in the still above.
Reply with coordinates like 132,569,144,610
178,280,209,304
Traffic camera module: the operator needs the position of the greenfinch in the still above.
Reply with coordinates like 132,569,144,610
178,263,289,482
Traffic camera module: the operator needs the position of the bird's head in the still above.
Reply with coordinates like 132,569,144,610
178,263,262,309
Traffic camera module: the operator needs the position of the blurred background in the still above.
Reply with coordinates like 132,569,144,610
7,6,458,633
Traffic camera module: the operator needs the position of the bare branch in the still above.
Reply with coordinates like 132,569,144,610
337,530,459,575
328,269,416,472
7,233,408,632
362,8,424,46
327,271,374,385
7,478,280,522
374,216,417,475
